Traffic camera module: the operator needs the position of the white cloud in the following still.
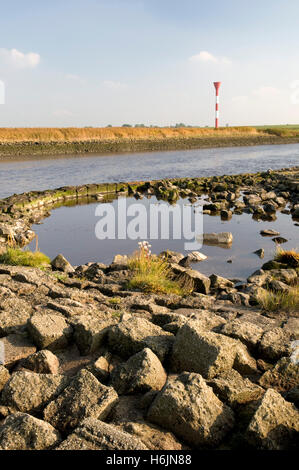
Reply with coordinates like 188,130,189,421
103,80,127,90
0,48,40,68
189,51,232,65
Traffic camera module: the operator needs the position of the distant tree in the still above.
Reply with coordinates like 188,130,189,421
106,124,112,127
135,124,146,127
175,123,186,127
122,124,132,127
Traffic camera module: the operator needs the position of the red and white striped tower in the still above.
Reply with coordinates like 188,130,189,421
213,81,221,129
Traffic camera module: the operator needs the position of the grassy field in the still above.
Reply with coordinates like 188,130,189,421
1,125,299,157
0,126,264,142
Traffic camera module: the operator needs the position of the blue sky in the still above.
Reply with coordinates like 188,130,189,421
0,0,299,126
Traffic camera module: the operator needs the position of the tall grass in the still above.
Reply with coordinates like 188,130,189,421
0,248,50,267
127,249,189,295
257,286,299,314
274,248,299,268
0,126,262,143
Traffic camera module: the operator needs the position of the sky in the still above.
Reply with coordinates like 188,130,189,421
0,0,299,127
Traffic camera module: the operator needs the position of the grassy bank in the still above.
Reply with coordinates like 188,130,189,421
1,126,299,157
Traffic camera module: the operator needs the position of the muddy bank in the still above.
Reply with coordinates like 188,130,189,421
1,135,299,158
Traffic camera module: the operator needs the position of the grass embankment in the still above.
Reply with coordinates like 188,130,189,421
1,126,299,157
127,243,189,295
0,248,50,268
257,249,299,314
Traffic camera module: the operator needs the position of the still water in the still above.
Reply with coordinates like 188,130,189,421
1,142,299,199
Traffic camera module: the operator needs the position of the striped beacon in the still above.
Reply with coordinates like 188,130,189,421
213,81,221,129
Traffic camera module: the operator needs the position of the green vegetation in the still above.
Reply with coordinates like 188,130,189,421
0,248,50,268
257,286,299,314
127,249,189,295
108,297,122,305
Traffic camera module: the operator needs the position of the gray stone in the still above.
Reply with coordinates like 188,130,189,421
246,389,299,450
1,370,69,414
108,317,173,362
0,334,36,368
220,319,264,351
210,274,234,290
21,350,60,374
177,269,211,294
43,369,118,432
259,357,299,392
111,348,167,395
171,320,238,378
56,418,147,450
72,314,116,355
0,413,61,450
27,313,73,351
259,328,291,361
51,254,75,273
209,369,264,407
147,372,235,448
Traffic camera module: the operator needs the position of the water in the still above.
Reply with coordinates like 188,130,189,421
1,142,299,199
28,196,299,280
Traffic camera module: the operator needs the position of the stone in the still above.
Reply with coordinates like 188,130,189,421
188,251,207,262
171,320,238,378
111,348,167,395
0,334,36,368
88,355,111,382
0,413,61,450
208,369,264,408
51,254,75,273
108,317,173,362
20,350,60,374
272,236,288,244
233,341,258,376
1,371,69,414
72,314,116,355
56,418,147,450
246,389,299,450
259,328,291,361
220,319,264,352
209,274,234,290
178,269,210,294
259,357,299,392
43,369,118,432
201,232,233,246
147,372,234,448
0,297,32,336
0,365,10,392
254,248,264,258
27,313,73,351
260,229,280,236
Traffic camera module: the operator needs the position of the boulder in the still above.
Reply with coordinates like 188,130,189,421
51,254,75,273
171,320,238,378
56,418,147,450
27,313,73,351
220,319,264,352
0,365,10,392
147,372,235,448
72,314,116,355
209,274,234,290
233,341,259,376
1,371,69,414
246,389,299,450
43,369,118,432
258,328,291,361
107,317,173,362
20,350,60,374
208,369,264,408
259,357,299,392
0,413,61,450
0,334,36,368
111,348,167,395
177,269,210,294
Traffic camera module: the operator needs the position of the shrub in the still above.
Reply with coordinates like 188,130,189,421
257,286,299,314
274,248,299,268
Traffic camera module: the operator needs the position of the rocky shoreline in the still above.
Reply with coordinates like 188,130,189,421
0,167,298,450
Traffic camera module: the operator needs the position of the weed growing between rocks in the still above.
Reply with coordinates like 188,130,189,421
257,285,299,313
275,248,299,269
0,247,50,268
126,242,189,295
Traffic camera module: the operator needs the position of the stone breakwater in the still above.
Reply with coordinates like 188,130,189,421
0,253,298,450
0,166,299,251
0,167,298,450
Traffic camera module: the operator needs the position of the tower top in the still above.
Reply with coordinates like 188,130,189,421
213,82,221,92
